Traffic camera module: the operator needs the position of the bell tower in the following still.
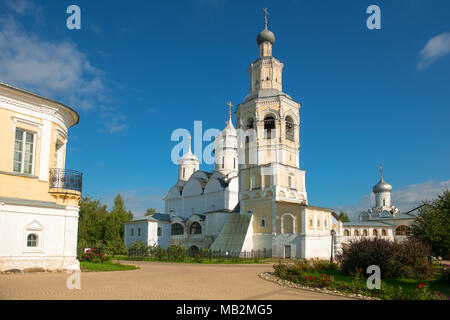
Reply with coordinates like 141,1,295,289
236,8,305,201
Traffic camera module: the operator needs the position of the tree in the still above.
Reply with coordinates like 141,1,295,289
104,194,133,253
410,189,450,258
339,210,350,222
145,208,156,216
77,196,108,250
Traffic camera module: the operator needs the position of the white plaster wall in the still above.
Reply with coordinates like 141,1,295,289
0,203,79,271
302,234,332,259
124,221,148,248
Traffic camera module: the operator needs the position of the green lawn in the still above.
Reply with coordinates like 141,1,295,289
80,261,139,272
277,265,449,300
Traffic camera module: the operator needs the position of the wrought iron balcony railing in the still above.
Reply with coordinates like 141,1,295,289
49,169,83,193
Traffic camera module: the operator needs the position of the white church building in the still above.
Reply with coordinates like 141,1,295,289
341,166,420,244
125,13,343,259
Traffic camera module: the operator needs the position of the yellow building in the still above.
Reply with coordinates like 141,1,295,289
0,83,81,272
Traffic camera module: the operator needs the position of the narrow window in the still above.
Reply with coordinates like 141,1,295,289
27,234,38,247
138,227,141,236
264,116,275,139
131,228,134,236
260,218,265,228
157,227,162,237
285,116,295,141
222,157,224,169
233,158,236,169
14,129,35,174
183,167,185,178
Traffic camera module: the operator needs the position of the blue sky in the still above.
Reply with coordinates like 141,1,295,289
1,0,449,218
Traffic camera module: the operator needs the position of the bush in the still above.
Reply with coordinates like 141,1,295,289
337,237,433,280
338,238,395,278
168,245,187,262
79,248,109,263
390,238,433,280
439,264,450,285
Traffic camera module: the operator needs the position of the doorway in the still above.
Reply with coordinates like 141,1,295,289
284,245,291,259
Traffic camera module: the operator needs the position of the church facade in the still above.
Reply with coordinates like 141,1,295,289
341,167,420,244
125,15,342,260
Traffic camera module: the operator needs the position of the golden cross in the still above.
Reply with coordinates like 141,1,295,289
226,101,234,128
263,7,269,28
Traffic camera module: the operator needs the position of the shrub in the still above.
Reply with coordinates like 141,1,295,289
168,245,187,262
79,248,109,263
439,264,450,285
337,237,433,280
390,238,433,280
337,238,395,278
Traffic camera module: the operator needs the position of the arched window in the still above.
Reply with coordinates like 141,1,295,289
344,229,350,236
264,116,275,139
190,222,202,235
373,229,378,237
246,118,254,130
285,116,295,141
282,214,294,233
171,223,184,235
381,229,387,236
363,229,368,237
27,234,38,247
354,230,359,236
395,225,410,236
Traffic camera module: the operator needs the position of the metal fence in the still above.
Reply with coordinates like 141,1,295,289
127,248,272,260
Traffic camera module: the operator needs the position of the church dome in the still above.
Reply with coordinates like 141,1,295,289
178,150,199,162
257,28,275,45
372,179,392,193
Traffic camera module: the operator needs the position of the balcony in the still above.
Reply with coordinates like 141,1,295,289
49,169,83,195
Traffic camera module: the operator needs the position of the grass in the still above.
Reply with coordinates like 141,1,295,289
80,261,139,272
322,268,450,297
274,263,449,300
116,255,274,264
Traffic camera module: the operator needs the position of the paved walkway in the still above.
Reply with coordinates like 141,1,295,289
0,261,352,300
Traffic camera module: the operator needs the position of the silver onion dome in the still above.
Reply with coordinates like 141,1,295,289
257,28,275,45
372,178,392,193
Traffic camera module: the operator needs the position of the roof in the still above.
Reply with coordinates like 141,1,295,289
128,213,171,223
0,82,80,126
0,196,67,209
343,221,394,227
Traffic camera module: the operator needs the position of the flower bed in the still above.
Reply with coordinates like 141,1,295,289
270,260,449,300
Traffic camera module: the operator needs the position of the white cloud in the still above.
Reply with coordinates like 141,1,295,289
3,0,41,15
418,31,450,70
335,180,450,220
99,106,128,134
0,16,104,111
